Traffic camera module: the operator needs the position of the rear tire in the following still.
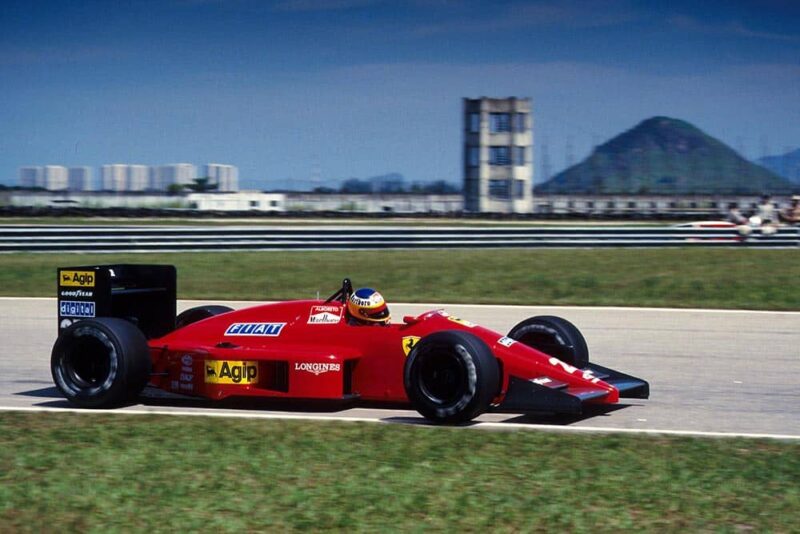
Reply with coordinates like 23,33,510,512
507,315,589,368
175,305,233,329
51,318,151,408
404,330,500,424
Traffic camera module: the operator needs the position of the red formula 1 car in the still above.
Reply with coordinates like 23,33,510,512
52,264,648,423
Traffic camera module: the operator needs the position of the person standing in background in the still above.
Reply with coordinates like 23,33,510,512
779,196,800,225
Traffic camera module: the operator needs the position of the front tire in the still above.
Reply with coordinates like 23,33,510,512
404,330,500,424
51,318,151,408
507,315,589,368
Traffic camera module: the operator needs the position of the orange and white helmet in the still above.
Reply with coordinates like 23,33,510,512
347,288,391,324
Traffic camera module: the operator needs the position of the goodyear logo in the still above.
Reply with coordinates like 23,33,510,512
205,360,258,384
60,289,93,298
60,270,95,287
402,336,420,356
224,322,286,336
59,300,95,318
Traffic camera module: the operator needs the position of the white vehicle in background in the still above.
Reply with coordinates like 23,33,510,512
676,217,780,240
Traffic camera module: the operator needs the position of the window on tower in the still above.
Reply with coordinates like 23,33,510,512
513,146,526,165
489,113,511,133
489,179,510,199
514,180,525,199
467,147,480,167
468,113,480,133
514,113,527,132
489,146,510,165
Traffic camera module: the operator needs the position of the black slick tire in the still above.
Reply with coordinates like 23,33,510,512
51,318,151,408
507,315,589,368
404,330,500,424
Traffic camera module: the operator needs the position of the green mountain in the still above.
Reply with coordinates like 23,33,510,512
536,117,796,195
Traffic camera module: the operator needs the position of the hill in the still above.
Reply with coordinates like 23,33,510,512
758,148,800,185
536,117,796,195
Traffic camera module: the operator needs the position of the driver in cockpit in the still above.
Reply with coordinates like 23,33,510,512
346,288,391,326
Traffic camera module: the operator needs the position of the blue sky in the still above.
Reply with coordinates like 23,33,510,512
1,0,799,189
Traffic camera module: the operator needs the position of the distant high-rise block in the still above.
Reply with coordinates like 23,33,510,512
149,166,163,190
127,165,149,191
42,165,68,191
101,164,128,191
20,166,68,190
150,163,196,190
68,167,93,191
203,163,239,191
19,167,43,189
463,97,533,213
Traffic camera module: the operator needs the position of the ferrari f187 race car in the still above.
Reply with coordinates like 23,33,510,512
52,264,648,423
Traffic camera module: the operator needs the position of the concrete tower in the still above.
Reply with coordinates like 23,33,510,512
463,97,533,213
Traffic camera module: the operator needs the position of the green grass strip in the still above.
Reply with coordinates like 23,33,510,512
0,413,797,532
1,248,798,310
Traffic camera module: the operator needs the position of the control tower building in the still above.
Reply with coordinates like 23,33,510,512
463,97,533,213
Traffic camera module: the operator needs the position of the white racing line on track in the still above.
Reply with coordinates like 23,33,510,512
2,406,799,441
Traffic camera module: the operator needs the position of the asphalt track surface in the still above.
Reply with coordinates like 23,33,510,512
1,298,798,439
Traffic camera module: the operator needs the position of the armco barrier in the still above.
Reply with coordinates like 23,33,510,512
0,226,797,252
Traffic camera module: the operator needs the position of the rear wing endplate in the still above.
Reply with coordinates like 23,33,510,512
57,264,176,339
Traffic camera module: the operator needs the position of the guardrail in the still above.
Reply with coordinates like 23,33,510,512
0,226,797,252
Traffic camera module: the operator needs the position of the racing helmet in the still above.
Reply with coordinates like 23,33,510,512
347,288,391,324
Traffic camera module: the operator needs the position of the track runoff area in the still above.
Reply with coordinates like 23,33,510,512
1,298,798,440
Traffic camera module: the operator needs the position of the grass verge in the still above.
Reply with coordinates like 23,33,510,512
0,412,797,532
1,248,798,309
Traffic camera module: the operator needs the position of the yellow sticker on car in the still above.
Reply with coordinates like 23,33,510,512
402,336,421,356
447,316,475,327
59,270,95,287
205,360,258,384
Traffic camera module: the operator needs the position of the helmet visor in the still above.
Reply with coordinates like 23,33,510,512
358,303,390,321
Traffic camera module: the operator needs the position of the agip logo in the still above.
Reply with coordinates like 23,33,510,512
60,270,95,287
205,360,259,385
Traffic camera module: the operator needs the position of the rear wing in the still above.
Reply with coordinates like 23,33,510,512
57,264,176,339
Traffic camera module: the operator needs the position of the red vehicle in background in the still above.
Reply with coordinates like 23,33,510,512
52,265,648,423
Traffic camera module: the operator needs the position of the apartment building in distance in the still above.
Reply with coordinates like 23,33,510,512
150,163,197,191
100,164,128,191
203,163,239,191
18,166,68,190
19,167,43,189
68,167,93,191
20,162,236,192
463,97,533,213
127,165,149,191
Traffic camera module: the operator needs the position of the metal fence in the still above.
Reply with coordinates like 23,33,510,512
1,226,797,252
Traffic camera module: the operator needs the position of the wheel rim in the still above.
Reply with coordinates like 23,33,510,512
516,325,566,349
60,327,118,392
418,348,467,405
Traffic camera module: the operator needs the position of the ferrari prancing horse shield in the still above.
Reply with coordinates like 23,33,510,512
402,336,421,356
